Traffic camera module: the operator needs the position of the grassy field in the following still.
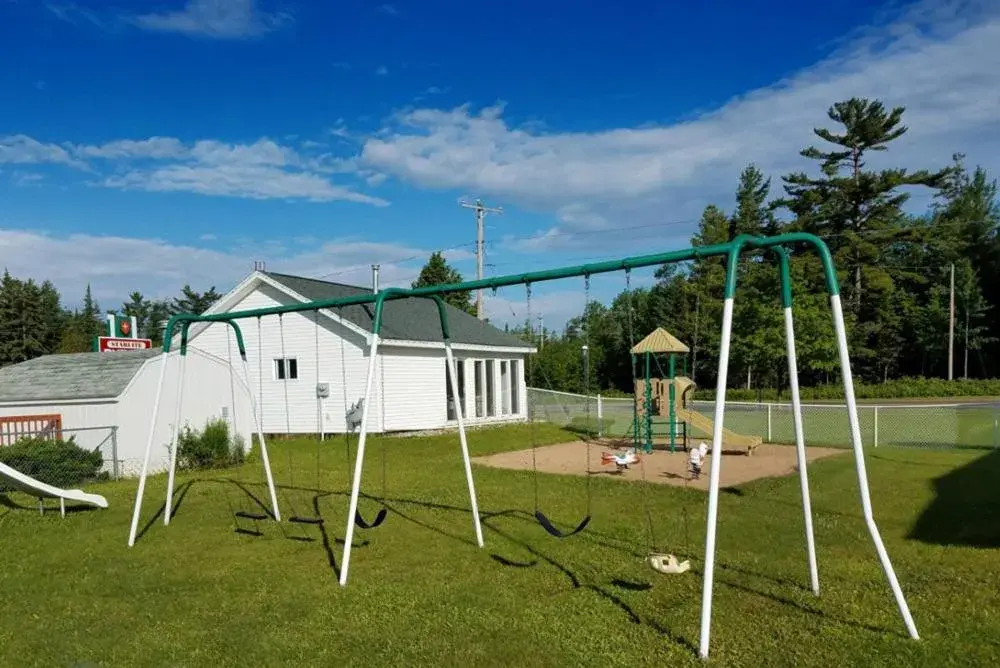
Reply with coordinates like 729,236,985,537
530,389,1000,449
1,423,999,666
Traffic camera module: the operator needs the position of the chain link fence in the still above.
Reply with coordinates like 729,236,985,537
528,388,1000,450
0,426,121,495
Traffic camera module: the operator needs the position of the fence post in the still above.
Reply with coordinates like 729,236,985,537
597,394,603,438
766,403,772,442
873,405,879,449
112,426,120,480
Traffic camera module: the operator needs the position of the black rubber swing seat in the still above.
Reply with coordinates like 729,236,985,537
354,508,387,529
535,510,591,538
235,511,268,521
289,515,324,525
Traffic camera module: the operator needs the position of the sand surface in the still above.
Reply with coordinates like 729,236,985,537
473,440,846,490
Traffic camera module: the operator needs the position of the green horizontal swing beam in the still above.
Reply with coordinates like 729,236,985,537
159,232,840,354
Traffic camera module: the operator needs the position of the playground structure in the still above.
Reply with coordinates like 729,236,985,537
125,232,919,660
631,327,762,455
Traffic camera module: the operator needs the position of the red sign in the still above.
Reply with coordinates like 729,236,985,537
98,336,153,352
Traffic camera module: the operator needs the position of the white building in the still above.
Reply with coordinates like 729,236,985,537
0,347,253,477
181,270,534,435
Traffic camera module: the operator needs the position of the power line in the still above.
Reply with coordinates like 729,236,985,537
460,198,503,320
312,241,478,282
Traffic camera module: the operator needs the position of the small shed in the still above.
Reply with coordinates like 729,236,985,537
0,348,252,477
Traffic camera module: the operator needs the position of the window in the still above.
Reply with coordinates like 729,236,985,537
446,358,466,421
275,357,298,380
510,359,520,415
474,361,484,418
500,361,510,415
485,360,496,417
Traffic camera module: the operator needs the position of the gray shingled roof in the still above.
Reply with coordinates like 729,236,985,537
0,349,158,402
264,272,531,349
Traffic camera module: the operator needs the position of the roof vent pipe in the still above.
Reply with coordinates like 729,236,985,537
371,264,380,293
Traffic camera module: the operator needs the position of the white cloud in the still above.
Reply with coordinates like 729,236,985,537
6,134,387,205
359,0,1000,248
0,134,86,169
130,0,291,39
47,3,106,29
0,228,461,309
77,137,187,160
104,163,388,205
13,172,44,187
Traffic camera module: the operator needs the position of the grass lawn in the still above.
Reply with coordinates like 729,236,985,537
1,423,999,666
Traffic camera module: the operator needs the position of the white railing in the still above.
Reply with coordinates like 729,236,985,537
527,387,1000,449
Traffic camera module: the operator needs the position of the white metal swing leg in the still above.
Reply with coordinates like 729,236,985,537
831,295,919,639
340,333,381,587
698,296,734,659
128,352,170,547
240,355,281,522
445,342,484,548
784,306,820,595
164,352,188,526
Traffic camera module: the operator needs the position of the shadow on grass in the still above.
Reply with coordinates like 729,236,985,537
134,479,197,541
480,509,698,653
0,493,106,515
907,449,1000,548
714,575,903,638
384,496,906,646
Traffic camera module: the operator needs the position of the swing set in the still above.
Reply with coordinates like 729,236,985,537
125,232,919,660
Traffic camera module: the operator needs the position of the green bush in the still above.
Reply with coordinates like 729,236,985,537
0,436,105,490
693,376,1000,402
175,418,245,470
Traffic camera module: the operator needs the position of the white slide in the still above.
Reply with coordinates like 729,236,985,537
0,461,108,517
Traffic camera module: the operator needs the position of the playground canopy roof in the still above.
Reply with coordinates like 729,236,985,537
630,327,690,354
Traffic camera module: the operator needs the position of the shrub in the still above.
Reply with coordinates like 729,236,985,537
175,418,245,470
0,436,105,490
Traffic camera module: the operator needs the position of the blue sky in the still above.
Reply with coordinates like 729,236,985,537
2,0,999,331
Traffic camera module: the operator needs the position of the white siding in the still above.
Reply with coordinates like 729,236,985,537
116,348,254,477
375,347,530,432
0,401,117,455
185,284,384,434
381,346,448,431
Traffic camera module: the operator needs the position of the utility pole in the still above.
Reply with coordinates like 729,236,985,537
948,263,955,381
460,198,502,320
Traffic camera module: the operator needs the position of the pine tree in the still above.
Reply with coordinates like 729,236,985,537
411,251,475,315
0,271,21,365
685,205,730,385
729,163,774,239
779,98,950,311
777,98,951,380
172,285,222,315
58,285,104,353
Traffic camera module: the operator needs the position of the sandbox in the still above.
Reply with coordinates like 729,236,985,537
472,440,846,490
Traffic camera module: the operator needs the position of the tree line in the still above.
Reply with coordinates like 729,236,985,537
491,97,999,395
0,279,221,367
